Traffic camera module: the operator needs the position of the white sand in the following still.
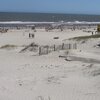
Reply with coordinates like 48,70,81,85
0,28,100,100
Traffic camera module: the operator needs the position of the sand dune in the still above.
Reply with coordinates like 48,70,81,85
0,28,100,100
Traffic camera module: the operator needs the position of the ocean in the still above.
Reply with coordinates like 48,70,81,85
0,12,100,22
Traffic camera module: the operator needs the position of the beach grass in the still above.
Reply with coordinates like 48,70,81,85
69,34,100,41
0,44,17,49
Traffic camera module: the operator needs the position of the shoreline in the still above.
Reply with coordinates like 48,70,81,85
0,21,100,24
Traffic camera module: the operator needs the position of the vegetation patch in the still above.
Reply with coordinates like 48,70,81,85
0,44,17,49
69,34,100,41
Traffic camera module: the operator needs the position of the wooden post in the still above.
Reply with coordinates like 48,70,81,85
46,46,49,54
39,47,41,55
54,44,56,51
69,44,71,49
73,44,74,49
62,43,64,50
29,33,30,38
67,44,69,49
74,43,77,49
73,43,76,49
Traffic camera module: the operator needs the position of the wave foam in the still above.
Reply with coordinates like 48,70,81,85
0,21,100,24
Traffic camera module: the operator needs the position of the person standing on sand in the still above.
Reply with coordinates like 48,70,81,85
29,33,31,38
92,32,93,35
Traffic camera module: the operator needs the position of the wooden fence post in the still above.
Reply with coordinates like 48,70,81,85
46,46,49,54
67,44,68,49
69,44,71,49
62,43,64,50
74,43,77,49
39,47,41,55
54,44,56,51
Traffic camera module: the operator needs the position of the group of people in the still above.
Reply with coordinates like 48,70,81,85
29,33,35,38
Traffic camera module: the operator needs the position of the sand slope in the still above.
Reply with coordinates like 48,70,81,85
0,28,100,100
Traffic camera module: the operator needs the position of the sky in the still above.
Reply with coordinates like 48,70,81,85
0,0,100,14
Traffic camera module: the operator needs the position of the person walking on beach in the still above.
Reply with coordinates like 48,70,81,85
92,32,93,35
29,33,31,38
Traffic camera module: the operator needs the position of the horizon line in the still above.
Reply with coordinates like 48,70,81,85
0,11,100,16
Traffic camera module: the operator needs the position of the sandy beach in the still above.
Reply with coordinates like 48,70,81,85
0,26,100,100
